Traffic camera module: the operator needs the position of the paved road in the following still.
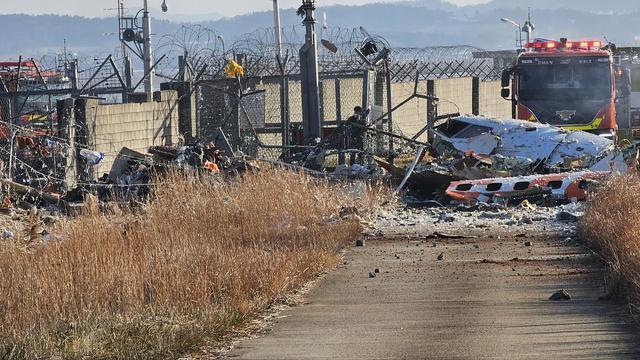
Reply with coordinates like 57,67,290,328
226,228,640,359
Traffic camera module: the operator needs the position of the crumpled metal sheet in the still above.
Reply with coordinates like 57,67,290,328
547,130,612,167
448,133,500,155
432,116,617,172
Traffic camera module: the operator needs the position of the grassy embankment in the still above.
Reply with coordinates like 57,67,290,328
0,170,381,359
581,173,640,311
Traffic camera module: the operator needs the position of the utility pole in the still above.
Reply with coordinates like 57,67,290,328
273,0,290,150
298,0,322,143
116,1,133,101
142,0,154,99
273,0,283,60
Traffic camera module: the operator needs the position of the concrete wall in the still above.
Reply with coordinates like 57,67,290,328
83,90,179,177
199,75,511,149
388,81,430,141
387,78,475,141
479,80,512,119
435,77,474,116
387,78,511,141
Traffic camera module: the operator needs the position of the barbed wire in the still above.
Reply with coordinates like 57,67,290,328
152,25,510,81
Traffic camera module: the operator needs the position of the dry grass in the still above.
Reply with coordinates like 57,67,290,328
580,173,640,308
0,170,376,359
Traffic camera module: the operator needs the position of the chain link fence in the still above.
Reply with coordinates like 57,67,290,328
152,26,517,165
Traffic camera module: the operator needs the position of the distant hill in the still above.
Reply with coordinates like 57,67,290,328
159,11,223,23
0,14,184,58
1,0,639,59
472,0,638,14
203,1,640,48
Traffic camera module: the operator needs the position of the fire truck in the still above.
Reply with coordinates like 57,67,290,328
501,38,631,140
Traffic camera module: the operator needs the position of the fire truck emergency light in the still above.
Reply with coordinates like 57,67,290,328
525,40,602,51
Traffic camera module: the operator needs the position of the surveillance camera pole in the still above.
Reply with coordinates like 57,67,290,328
142,0,154,100
273,0,283,60
522,9,535,50
299,0,321,143
116,1,133,101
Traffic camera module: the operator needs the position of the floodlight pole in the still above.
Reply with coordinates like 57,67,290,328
273,0,283,60
299,0,322,143
501,18,522,50
142,0,154,99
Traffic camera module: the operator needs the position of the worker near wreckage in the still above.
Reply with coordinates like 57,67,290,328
345,106,366,165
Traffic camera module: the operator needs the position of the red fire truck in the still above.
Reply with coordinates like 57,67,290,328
501,38,630,140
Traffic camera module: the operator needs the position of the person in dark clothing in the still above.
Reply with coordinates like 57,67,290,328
345,106,366,165
346,106,365,147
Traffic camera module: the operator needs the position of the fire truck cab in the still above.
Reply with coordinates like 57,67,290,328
501,38,630,140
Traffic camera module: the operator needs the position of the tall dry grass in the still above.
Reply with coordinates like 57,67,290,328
580,173,640,308
0,170,371,359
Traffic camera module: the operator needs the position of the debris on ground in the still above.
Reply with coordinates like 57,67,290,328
432,116,630,175
556,211,579,222
373,116,639,212
0,114,635,239
549,289,572,301
426,232,478,239
438,213,456,223
2,229,13,239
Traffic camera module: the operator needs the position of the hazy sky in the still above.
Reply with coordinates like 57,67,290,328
0,0,489,18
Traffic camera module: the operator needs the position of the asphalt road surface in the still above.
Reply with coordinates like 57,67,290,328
226,216,640,359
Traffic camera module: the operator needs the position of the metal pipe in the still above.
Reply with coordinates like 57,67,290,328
15,55,22,93
8,132,15,182
395,145,425,194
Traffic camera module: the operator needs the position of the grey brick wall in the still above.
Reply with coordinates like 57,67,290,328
82,90,179,177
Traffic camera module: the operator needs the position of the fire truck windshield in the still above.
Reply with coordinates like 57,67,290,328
518,59,612,102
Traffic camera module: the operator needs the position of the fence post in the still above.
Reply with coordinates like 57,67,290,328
427,79,436,142
375,70,385,152
319,79,325,129
472,76,480,116
362,70,376,166
335,78,345,165
385,62,394,162
280,75,290,149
